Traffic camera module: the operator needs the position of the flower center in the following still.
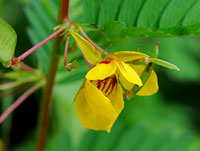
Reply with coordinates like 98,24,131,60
91,76,118,97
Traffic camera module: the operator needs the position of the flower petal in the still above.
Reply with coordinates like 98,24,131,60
116,61,143,86
75,89,111,131
114,51,148,62
78,80,117,132
86,61,117,80
131,65,159,96
70,31,102,64
107,83,124,116
118,73,133,91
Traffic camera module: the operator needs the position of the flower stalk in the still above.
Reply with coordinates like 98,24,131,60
0,83,41,124
80,28,107,54
35,0,70,151
11,24,67,65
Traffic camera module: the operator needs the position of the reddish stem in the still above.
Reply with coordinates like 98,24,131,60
0,83,41,124
35,0,70,150
62,0,70,21
18,62,36,73
0,82,32,99
12,24,67,65
64,35,70,67
131,59,140,64
82,53,92,69
80,28,107,54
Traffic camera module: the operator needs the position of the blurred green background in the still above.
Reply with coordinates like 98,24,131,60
0,0,200,151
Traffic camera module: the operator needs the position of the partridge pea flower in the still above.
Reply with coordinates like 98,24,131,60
70,30,159,132
75,51,157,132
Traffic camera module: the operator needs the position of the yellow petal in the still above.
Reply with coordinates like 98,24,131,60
131,65,159,96
107,83,124,116
75,89,113,132
70,31,102,64
114,51,149,62
118,72,133,91
86,61,117,80
82,80,118,132
116,61,143,87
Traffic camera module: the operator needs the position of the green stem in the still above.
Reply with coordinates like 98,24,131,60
35,0,69,151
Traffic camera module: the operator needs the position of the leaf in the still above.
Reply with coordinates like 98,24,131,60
98,0,123,26
137,0,170,29
103,21,126,38
0,0,3,13
159,0,197,28
82,0,101,24
82,0,200,39
0,17,17,67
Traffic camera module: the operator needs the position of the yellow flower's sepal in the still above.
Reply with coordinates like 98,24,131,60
75,80,124,132
70,31,102,65
114,51,149,62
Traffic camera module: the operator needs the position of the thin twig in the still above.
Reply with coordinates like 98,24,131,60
82,53,92,69
18,62,36,73
0,83,41,124
12,24,67,65
64,35,70,67
80,28,107,54
0,82,32,99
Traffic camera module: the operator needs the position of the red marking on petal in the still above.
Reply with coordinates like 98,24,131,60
97,80,102,89
100,61,110,64
101,78,110,91
131,59,140,64
105,78,114,94
106,76,118,96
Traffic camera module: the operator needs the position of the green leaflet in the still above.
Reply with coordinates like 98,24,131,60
0,17,17,67
159,0,197,27
0,0,3,13
82,0,200,38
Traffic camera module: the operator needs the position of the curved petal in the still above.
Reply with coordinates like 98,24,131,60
75,89,114,132
70,31,102,65
116,61,143,86
86,61,117,80
114,51,148,62
107,83,124,116
82,80,118,132
131,65,159,96
118,73,133,91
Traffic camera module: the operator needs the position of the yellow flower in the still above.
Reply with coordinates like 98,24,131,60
75,52,159,132
70,30,158,132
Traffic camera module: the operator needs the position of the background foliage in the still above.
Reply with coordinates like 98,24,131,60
0,0,200,150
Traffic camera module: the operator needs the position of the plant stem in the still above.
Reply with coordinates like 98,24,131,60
12,25,67,65
0,83,41,124
64,35,70,67
80,28,107,54
35,0,69,151
18,62,36,73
